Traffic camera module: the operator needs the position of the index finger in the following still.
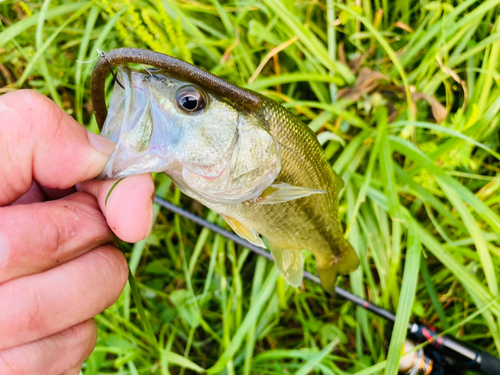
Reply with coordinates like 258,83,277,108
0,90,115,205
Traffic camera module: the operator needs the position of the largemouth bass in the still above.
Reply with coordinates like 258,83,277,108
93,51,359,293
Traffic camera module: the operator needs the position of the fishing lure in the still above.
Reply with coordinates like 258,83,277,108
90,48,359,293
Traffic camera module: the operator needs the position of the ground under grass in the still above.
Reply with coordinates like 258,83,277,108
1,0,499,374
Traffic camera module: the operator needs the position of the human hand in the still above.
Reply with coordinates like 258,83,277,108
0,90,155,375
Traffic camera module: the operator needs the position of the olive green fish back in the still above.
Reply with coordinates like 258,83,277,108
254,95,359,292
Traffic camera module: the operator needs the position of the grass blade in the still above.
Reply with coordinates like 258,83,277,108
385,223,421,375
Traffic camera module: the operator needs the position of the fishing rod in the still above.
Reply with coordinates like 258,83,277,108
154,195,500,375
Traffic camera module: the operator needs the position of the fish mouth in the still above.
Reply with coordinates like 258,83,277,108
98,66,236,180
97,66,281,206
98,66,165,179
99,138,234,181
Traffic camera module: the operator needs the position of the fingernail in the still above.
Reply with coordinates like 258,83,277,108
87,131,116,156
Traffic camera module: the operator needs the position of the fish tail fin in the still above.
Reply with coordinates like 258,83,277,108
270,246,304,287
316,239,359,294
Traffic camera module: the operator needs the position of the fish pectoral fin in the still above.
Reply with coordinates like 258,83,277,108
222,215,266,248
270,246,304,287
256,183,326,205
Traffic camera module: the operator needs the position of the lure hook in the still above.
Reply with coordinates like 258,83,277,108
96,49,125,90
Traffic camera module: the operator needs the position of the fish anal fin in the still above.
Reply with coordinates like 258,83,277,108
255,183,325,205
316,240,359,294
270,246,304,287
222,215,266,248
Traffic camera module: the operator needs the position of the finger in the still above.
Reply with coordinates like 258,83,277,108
0,319,96,375
0,245,128,349
77,174,155,243
0,90,116,206
10,183,77,206
0,192,114,283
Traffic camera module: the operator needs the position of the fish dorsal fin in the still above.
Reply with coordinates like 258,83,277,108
256,183,326,205
222,215,266,248
270,247,304,287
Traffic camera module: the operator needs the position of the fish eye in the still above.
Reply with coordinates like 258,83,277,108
175,86,206,113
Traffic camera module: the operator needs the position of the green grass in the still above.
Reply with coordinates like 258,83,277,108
1,0,500,374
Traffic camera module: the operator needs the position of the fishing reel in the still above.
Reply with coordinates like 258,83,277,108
398,340,463,375
398,320,500,375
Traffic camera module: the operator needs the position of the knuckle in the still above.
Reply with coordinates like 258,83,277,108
29,207,65,262
59,195,114,249
30,196,111,263
0,90,60,204
0,144,32,207
69,193,108,229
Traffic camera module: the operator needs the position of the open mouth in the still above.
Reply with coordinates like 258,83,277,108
97,66,281,207
98,66,236,181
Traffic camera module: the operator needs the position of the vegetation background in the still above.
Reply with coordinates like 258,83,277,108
1,0,500,374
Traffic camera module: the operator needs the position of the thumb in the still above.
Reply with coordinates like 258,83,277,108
0,90,115,205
